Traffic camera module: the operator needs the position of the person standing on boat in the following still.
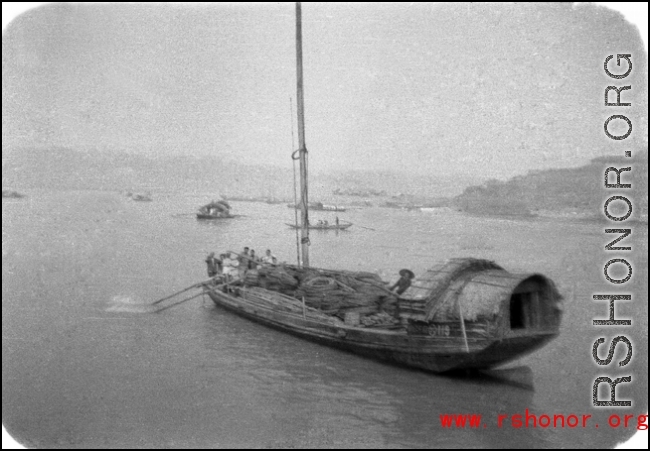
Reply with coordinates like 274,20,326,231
262,249,274,265
216,254,226,275
389,269,414,295
335,216,339,226
379,269,414,316
205,252,218,278
238,247,250,278
249,250,258,270
222,253,238,280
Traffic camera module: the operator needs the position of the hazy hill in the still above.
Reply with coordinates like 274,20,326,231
5,147,646,219
452,152,648,219
1,147,476,199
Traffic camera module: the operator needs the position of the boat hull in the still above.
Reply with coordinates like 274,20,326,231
285,223,352,230
206,286,557,373
287,204,347,212
197,214,235,220
2,190,25,199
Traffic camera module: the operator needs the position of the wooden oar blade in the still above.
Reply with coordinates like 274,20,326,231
107,294,160,314
153,291,207,313
151,278,213,305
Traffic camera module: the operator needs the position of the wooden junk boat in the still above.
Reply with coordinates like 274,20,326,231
197,200,234,220
203,3,563,373
205,258,562,373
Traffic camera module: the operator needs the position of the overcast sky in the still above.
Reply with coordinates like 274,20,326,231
2,3,647,178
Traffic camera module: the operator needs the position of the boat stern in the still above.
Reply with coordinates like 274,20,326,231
398,258,563,371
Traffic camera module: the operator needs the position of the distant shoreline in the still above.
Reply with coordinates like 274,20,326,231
3,149,647,222
5,187,647,227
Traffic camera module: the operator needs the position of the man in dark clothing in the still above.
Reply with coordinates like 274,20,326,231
378,269,415,316
216,254,225,274
389,269,415,295
249,250,258,270
238,247,250,278
205,252,218,277
238,247,249,266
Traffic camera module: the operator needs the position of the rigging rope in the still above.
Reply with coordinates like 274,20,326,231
305,150,309,241
290,98,301,266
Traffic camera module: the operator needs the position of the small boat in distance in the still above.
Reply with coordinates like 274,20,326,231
197,200,235,220
2,189,25,199
287,201,346,212
125,191,152,202
286,220,353,230
131,193,152,202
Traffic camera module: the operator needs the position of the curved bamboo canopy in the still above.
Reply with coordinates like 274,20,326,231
401,258,563,322
200,200,231,213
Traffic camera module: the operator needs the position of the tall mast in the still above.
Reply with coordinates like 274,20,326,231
295,2,310,267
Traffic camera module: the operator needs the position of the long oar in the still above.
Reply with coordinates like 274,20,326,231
356,224,376,231
154,278,245,313
152,277,214,305
155,291,208,313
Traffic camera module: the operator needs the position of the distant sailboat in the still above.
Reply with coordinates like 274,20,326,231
203,3,563,374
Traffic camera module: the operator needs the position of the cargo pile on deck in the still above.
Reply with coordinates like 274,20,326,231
242,264,388,319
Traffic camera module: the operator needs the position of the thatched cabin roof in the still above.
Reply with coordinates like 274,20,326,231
404,258,503,302
429,270,561,322
200,200,230,212
402,258,562,322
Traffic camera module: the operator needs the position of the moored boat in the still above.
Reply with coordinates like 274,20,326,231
125,191,152,202
132,193,153,202
204,257,562,373
287,201,347,212
285,221,352,230
2,189,25,199
197,212,236,220
197,200,234,220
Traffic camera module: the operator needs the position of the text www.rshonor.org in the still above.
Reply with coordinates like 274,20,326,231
439,411,648,429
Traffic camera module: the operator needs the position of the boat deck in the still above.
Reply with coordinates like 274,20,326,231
285,222,352,230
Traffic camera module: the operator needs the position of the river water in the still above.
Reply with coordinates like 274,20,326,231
2,189,648,448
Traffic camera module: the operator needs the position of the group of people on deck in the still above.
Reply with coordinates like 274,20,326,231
237,247,277,272
205,247,278,280
314,217,340,227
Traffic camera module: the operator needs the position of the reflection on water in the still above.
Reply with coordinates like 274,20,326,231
198,303,545,449
2,189,648,448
